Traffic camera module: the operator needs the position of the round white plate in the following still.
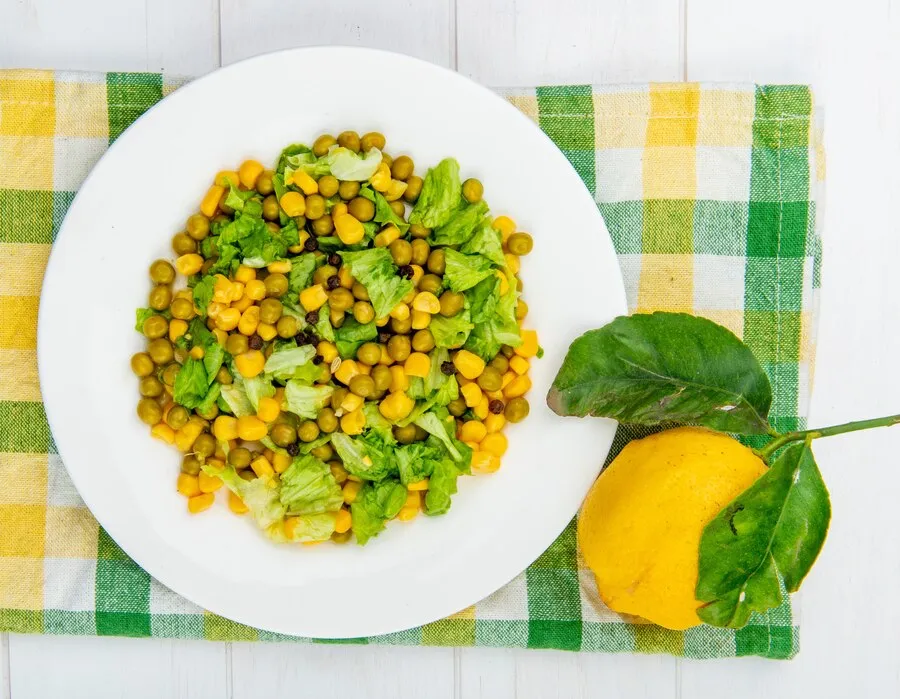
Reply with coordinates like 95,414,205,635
38,47,626,638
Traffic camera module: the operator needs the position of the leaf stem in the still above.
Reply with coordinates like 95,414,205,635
759,413,900,460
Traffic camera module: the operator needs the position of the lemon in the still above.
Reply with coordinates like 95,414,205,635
578,427,767,630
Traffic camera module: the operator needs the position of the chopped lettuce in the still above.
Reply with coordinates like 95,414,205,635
288,253,318,294
244,375,276,412
429,309,474,349
172,357,209,409
424,348,450,394
134,308,156,332
283,381,334,419
359,186,409,233
223,183,255,212
212,465,285,529
279,455,344,515
362,402,395,440
431,201,488,247
213,213,299,271
191,275,216,316
339,248,413,319
313,304,335,342
331,430,398,482
328,147,383,181
443,249,495,292
271,513,336,543
433,375,459,407
203,342,225,385
413,409,472,467
409,158,462,228
464,286,522,361
465,275,501,324
395,442,442,485
220,380,253,417
424,456,464,516
460,217,505,267
334,317,379,359
263,345,317,381
350,480,407,545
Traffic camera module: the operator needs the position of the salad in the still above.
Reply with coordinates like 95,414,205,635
131,130,537,545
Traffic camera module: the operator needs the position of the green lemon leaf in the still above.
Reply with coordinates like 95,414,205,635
696,440,831,627
547,312,773,435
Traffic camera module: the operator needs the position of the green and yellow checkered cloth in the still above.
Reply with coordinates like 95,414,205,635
0,72,823,659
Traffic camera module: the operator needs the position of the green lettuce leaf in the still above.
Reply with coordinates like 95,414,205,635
424,456,464,516
334,317,379,359
328,147,383,181
431,201,488,247
395,442,443,486
313,304,335,342
223,183,255,212
196,382,221,415
288,253,318,295
279,454,344,515
172,358,208,409
244,375,275,412
460,217,505,267
191,275,216,317
466,275,501,324
263,345,317,381
211,465,285,529
283,381,334,419
331,431,398,482
409,158,462,228
269,513,336,543
413,409,472,467
443,249,494,292
350,480,407,545
464,286,522,361
359,186,409,234
339,248,413,319
429,309,474,349
203,342,225,385
220,381,253,417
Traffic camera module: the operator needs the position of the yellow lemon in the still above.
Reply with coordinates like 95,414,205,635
578,426,767,630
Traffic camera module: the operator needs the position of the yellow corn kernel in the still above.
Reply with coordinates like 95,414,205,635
375,315,389,327
509,355,530,375
515,329,539,358
329,308,345,327
341,392,365,413
474,396,490,420
471,451,501,474
215,170,240,187
317,341,338,363
334,213,365,245
188,492,215,513
257,396,281,423
334,359,361,385
404,490,421,510
238,306,261,336
228,491,249,514
237,159,264,188
300,284,329,312
378,345,393,366
460,382,483,408
207,301,225,319
389,365,409,392
174,421,204,452
235,264,256,283
229,282,245,302
412,291,440,314
505,253,521,275
357,362,371,376
168,319,188,342
199,470,223,494
245,279,267,301
453,350,486,380
481,432,508,457
273,452,293,474
411,309,431,330
205,457,225,471
374,225,401,248
484,412,506,434
504,375,532,399
263,448,275,462
464,441,480,451
459,420,487,443
397,506,418,521
232,294,253,313
343,480,362,504
330,463,349,484
280,191,306,217
493,215,516,242
213,274,233,303
235,350,265,378
370,162,392,192
404,352,430,378
151,423,175,444
175,253,204,276
177,473,201,497
174,288,194,301
501,371,516,389
213,415,239,441
409,264,424,286
292,169,319,195
338,264,354,289
402,288,417,305
335,508,352,534
379,391,415,421
257,322,277,341
200,185,225,217
332,202,349,219
212,328,228,346
384,179,409,202
389,303,410,321
216,307,241,331
496,270,510,296
408,479,430,491
341,407,367,435
267,260,292,274
238,415,268,442
251,455,275,478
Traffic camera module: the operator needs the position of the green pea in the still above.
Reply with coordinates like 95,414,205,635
137,398,162,425
228,447,252,469
411,329,435,353
193,433,216,457
147,338,173,364
393,424,417,444
256,170,275,196
404,176,423,203
317,408,339,433
166,405,190,430
172,232,197,255
142,315,168,339
504,397,530,423
186,214,210,241
264,273,288,297
149,259,175,284
317,175,339,198
139,376,164,398
270,422,297,447
298,420,321,443
349,374,376,398
313,134,337,157
131,352,155,377
476,366,503,392
507,232,533,256
181,454,202,475
356,342,382,366
447,398,466,417
259,298,283,324
462,178,484,203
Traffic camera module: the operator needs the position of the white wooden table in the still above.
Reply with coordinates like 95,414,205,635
2,1,899,697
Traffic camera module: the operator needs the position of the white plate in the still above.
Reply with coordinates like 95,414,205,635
38,47,626,638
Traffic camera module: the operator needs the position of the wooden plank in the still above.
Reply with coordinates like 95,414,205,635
456,0,683,86
458,648,678,699
7,635,228,698
686,0,900,694
0,0,219,73
231,643,455,699
220,0,454,67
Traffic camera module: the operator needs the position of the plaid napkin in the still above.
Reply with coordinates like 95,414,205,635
0,72,823,659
